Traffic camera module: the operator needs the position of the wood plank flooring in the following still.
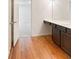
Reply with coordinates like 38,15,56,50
9,35,70,59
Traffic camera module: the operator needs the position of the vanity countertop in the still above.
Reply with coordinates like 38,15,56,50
43,19,71,29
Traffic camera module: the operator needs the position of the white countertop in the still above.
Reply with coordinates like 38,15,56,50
44,19,71,29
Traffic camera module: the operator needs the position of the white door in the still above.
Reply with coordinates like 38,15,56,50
9,0,19,47
11,0,31,46
9,0,12,54
19,0,31,38
13,0,19,46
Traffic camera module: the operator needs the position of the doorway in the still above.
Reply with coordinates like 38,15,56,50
9,0,32,48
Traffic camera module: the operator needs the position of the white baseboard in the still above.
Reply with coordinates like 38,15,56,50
32,34,52,37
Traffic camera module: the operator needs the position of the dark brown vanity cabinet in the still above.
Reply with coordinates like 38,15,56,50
61,29,71,55
52,24,61,46
43,20,71,56
52,24,71,56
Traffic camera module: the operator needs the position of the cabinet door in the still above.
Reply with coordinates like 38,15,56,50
61,32,71,55
53,28,61,46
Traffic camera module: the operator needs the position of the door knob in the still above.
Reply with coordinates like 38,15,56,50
9,21,17,24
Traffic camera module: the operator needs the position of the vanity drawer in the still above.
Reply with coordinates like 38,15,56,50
67,28,71,34
52,23,56,28
56,25,66,32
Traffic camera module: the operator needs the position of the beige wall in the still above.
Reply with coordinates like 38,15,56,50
32,0,53,36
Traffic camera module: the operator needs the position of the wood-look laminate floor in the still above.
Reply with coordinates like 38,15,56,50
9,36,70,59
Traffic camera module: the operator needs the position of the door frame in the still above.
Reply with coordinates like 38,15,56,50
11,0,14,48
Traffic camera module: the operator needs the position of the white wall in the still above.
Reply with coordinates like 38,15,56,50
16,0,71,37
53,0,71,20
32,0,53,36
18,0,53,37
